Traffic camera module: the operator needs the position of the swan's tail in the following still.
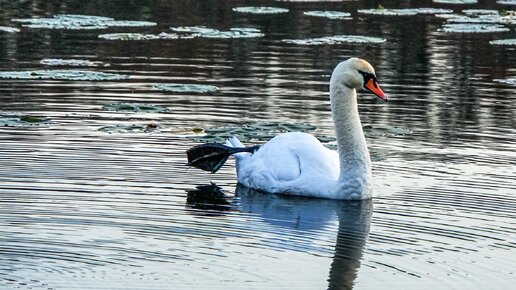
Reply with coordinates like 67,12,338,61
186,137,258,173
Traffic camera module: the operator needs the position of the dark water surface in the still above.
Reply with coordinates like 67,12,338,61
1,0,515,289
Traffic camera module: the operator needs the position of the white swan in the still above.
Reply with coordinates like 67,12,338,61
188,58,387,199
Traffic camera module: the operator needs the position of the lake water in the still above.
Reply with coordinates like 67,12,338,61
0,0,515,289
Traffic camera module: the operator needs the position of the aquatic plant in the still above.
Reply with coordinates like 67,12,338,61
283,35,386,45
102,103,170,113
440,23,510,33
232,7,289,14
357,8,419,16
98,32,190,41
0,26,20,33
441,13,516,24
40,58,108,67
11,14,156,30
98,123,163,133
462,9,500,16
362,124,413,137
154,83,219,93
170,26,264,39
489,38,516,45
0,114,51,126
187,122,326,143
358,7,455,16
413,8,454,15
433,0,478,4
494,78,516,85
303,11,352,19
99,33,161,40
0,70,129,80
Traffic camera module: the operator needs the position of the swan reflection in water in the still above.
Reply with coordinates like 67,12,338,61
186,183,373,289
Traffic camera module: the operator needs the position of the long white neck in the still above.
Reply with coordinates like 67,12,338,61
329,82,372,199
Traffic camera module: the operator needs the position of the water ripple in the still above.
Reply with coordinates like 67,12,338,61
0,0,515,289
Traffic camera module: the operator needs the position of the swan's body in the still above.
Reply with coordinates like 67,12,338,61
226,133,345,198
189,58,387,200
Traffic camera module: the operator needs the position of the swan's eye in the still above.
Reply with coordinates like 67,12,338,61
358,70,376,83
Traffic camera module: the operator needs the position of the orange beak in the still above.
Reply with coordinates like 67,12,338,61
364,78,388,101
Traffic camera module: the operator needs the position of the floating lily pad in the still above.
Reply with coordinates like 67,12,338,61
192,127,204,133
0,26,20,33
359,8,454,15
154,83,219,93
303,11,352,19
98,123,162,133
490,38,516,45
316,135,336,143
170,26,264,39
414,8,454,14
358,8,418,16
363,125,412,137
462,9,500,15
444,15,498,23
440,23,510,33
188,122,319,143
0,70,129,81
40,58,108,67
494,78,516,85
102,103,169,113
435,13,462,19
12,14,156,30
444,13,516,24
232,6,289,14
433,0,478,3
0,114,51,126
171,26,220,34
98,32,189,41
99,33,160,40
283,35,386,45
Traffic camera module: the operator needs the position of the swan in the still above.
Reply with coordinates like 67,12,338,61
187,58,387,199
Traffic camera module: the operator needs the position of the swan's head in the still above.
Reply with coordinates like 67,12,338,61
332,58,388,101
